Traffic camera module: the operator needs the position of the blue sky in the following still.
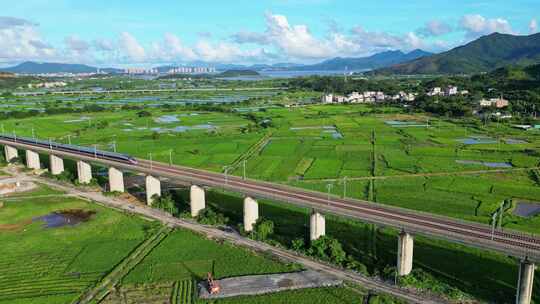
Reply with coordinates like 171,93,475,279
0,0,538,66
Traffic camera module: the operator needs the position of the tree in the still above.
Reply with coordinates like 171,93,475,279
196,207,228,225
307,236,347,265
137,110,152,117
153,194,177,215
251,218,274,241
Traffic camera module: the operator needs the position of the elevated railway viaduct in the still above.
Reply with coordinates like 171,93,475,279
1,137,538,304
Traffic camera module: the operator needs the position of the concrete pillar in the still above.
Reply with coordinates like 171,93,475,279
145,175,161,206
25,150,40,170
310,211,326,241
190,185,205,217
4,145,18,162
243,197,259,232
77,160,92,184
516,260,536,304
397,231,414,276
108,167,124,193
49,154,64,175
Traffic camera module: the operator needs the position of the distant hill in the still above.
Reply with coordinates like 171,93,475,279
217,70,260,77
294,49,433,71
0,61,121,74
372,33,540,75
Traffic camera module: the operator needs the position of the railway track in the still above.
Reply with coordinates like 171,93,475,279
136,159,540,253
2,137,540,261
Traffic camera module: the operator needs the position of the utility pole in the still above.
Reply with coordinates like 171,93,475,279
49,138,52,150
326,183,333,204
31,127,35,139
223,166,230,185
498,201,505,229
243,159,247,180
169,149,173,166
112,140,116,153
67,134,71,145
491,213,497,241
342,176,348,198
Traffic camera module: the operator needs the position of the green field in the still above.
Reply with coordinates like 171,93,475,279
3,100,540,302
0,186,155,303
1,185,381,304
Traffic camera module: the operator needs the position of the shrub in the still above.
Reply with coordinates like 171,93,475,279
250,218,275,241
196,207,228,226
307,236,347,266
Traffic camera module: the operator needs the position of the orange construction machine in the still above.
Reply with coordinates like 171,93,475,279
207,272,221,294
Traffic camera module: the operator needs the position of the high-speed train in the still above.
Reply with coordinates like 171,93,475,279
0,134,138,165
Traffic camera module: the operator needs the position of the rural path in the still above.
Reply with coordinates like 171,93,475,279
17,173,448,304
301,166,540,183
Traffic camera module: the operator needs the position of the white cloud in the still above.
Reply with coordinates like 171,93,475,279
150,32,271,63
151,33,197,61
231,13,429,61
93,38,115,51
460,14,513,39
349,27,426,54
0,16,37,29
0,16,55,63
231,31,271,45
118,32,145,62
64,35,90,55
530,18,538,34
417,20,452,37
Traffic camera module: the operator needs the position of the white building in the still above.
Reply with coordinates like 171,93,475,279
446,86,459,96
479,97,509,108
427,87,442,96
322,94,334,103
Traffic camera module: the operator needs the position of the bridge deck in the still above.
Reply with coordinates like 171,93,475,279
2,138,540,262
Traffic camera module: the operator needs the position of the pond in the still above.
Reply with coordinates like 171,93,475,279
149,124,217,133
513,202,540,218
64,116,91,123
385,120,429,127
290,126,344,139
456,136,497,145
33,209,96,228
455,160,512,168
505,138,528,144
155,115,180,123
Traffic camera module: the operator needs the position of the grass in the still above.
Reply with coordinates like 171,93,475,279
0,186,156,304
122,229,299,285
3,102,540,302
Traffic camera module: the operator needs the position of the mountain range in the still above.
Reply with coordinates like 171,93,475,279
5,32,540,76
372,32,540,75
0,50,432,75
292,49,432,71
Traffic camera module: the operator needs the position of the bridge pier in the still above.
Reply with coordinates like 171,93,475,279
145,175,161,206
516,260,536,304
76,160,92,184
397,231,414,276
190,185,205,217
25,150,40,170
4,145,18,162
243,197,259,232
108,167,124,193
310,211,326,241
49,154,64,175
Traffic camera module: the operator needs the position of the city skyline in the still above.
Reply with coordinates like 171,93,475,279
1,0,539,67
